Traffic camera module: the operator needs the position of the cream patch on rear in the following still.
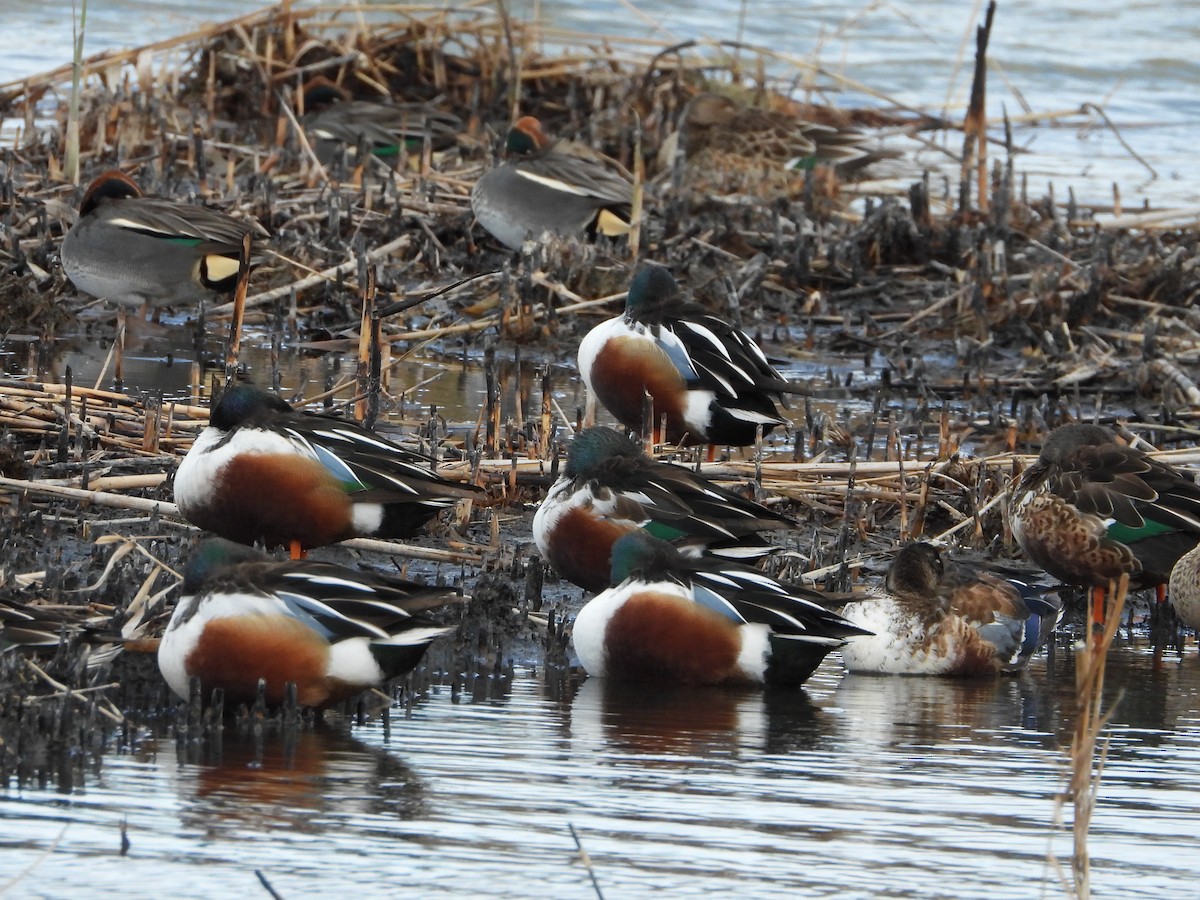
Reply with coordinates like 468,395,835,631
202,254,240,282
326,636,385,687
351,503,385,534
733,622,771,682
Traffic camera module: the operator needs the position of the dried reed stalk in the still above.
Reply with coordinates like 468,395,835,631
1065,575,1128,899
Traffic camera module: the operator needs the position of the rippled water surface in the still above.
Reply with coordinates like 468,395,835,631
2,0,1195,209
2,646,1200,897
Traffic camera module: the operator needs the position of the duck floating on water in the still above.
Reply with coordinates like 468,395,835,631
158,538,462,708
572,531,868,686
839,542,1063,676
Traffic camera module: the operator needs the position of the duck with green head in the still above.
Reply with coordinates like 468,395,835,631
174,384,480,560
158,538,462,708
571,531,868,686
533,426,793,593
578,262,806,455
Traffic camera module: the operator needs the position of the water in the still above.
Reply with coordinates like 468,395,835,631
2,646,1199,897
1,1,1195,210
3,3,1200,896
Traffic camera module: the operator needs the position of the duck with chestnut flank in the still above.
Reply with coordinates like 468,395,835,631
470,115,634,251
839,542,1062,676
174,385,479,559
60,170,266,309
572,531,868,686
578,262,806,452
533,427,792,593
158,538,462,708
1011,423,1200,623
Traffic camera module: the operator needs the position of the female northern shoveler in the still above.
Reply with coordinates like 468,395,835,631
533,426,792,592
578,262,804,451
839,543,1062,676
1010,423,1200,623
158,538,462,708
61,170,267,309
1167,544,1200,631
470,115,634,251
572,531,868,686
299,76,460,166
174,384,479,558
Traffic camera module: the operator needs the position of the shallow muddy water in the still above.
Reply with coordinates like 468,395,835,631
2,643,1199,898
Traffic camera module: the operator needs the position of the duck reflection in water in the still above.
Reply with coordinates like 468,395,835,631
168,724,427,835
836,672,1033,750
568,677,827,760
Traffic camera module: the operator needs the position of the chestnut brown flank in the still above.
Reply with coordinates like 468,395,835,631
551,507,635,592
592,338,696,445
945,619,1001,676
210,454,353,549
186,615,333,706
606,591,742,683
951,575,1024,623
1021,495,1137,586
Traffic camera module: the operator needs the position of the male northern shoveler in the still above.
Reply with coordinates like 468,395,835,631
470,115,634,251
60,170,267,309
578,262,804,450
572,531,868,686
839,543,1063,676
533,426,792,592
1010,422,1200,623
300,76,460,166
1167,544,1200,631
158,538,461,707
174,384,479,558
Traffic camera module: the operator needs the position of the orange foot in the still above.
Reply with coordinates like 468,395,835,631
1091,585,1105,628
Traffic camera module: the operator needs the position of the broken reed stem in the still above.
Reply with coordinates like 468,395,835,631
224,230,253,384
23,657,124,724
216,234,412,313
960,1,995,215
65,0,87,185
568,823,605,900
356,265,377,425
1067,574,1128,900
